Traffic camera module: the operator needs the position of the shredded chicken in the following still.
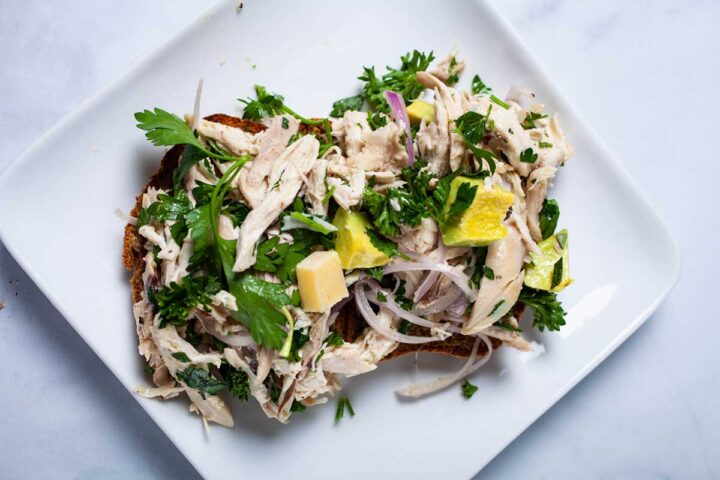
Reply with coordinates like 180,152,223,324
240,115,299,207
233,135,320,272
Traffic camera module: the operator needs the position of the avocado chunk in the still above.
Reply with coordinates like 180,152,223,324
440,177,515,247
332,209,390,269
406,100,434,125
524,229,572,292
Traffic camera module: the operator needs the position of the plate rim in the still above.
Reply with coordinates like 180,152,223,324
0,0,681,478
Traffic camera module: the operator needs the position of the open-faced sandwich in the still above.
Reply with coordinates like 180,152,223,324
123,49,574,427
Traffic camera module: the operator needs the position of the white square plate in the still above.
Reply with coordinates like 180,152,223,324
0,0,679,478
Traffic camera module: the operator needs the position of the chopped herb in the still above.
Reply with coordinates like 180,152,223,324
222,365,250,401
461,379,478,399
287,131,303,146
454,111,497,173
539,199,560,240
359,50,435,113
377,291,387,302
290,400,307,413
330,94,364,117
325,332,345,347
171,352,191,362
335,397,355,423
364,266,384,281
398,319,412,334
447,57,459,85
445,181,478,224
148,276,221,328
288,329,310,362
144,364,155,375
538,141,553,148
471,74,492,95
483,266,495,280
521,111,547,130
490,94,510,109
322,185,336,205
367,112,388,130
495,320,523,333
365,228,399,258
291,288,302,307
176,367,226,397
239,85,285,120
489,300,505,316
264,374,282,404
551,258,564,289
281,117,289,129
520,147,538,164
518,287,567,332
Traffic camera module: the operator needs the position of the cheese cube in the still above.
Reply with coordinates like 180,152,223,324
296,251,349,312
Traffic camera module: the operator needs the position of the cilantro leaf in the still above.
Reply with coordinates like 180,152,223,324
518,287,567,332
471,75,492,95
398,319,412,334
148,276,221,328
176,367,226,397
520,147,538,164
539,199,560,240
330,94,364,117
461,379,478,399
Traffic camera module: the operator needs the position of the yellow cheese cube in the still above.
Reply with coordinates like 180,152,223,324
524,230,572,292
296,251,349,312
441,177,515,247
332,209,390,269
406,100,435,125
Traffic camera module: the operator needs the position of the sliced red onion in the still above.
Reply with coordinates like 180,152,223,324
445,293,470,318
366,290,445,331
384,256,475,300
354,283,440,344
413,242,447,302
412,285,462,316
395,334,493,398
384,90,414,164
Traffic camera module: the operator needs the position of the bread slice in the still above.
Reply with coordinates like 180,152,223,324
122,113,502,360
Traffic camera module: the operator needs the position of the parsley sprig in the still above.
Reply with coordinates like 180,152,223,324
135,108,244,163
358,50,435,113
518,287,567,332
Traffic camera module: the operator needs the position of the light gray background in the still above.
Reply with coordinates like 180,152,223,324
0,1,717,478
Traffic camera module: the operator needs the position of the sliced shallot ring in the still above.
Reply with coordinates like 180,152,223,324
395,334,493,398
354,283,441,344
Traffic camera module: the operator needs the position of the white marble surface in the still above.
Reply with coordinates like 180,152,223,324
0,0,717,478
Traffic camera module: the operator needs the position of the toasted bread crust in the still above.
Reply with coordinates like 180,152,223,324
122,113,502,360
